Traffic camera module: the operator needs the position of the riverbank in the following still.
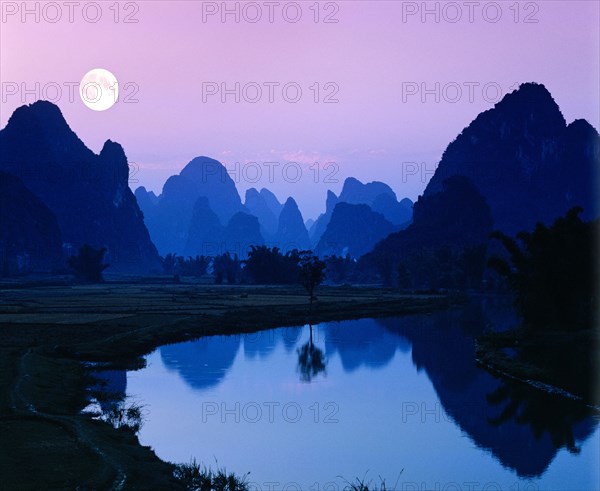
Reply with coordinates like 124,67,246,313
475,327,600,410
0,280,457,489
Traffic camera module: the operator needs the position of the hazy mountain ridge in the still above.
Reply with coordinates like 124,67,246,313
136,156,248,256
316,202,397,258
274,197,311,251
244,188,279,238
139,166,407,258
308,178,414,254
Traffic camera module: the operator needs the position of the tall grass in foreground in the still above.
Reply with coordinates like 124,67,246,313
173,462,403,491
173,458,250,491
340,472,402,491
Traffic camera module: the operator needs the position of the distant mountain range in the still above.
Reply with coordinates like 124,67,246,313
135,156,251,256
309,178,413,247
136,158,413,259
0,82,597,275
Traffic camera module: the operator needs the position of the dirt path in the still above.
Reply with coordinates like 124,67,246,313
9,348,128,490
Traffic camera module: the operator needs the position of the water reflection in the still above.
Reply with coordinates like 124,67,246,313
372,299,598,478
90,369,127,409
296,324,327,382
486,379,596,456
160,335,240,390
123,296,598,484
324,318,407,371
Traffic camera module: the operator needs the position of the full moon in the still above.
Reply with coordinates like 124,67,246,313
79,68,119,111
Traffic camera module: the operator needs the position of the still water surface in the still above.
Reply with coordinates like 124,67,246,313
115,298,599,489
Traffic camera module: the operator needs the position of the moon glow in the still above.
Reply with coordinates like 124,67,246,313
79,68,119,111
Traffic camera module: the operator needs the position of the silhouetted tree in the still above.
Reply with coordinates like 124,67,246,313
177,255,210,277
324,254,356,284
488,207,596,331
68,244,109,283
161,254,210,277
161,253,177,275
213,252,241,284
243,245,301,284
299,252,326,304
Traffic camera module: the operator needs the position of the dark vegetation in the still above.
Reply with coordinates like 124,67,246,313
161,254,210,277
243,245,301,284
488,207,597,331
299,252,327,302
68,244,110,283
158,247,328,291
173,459,250,491
477,208,599,406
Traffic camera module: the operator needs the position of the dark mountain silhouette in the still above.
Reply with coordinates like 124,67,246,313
0,101,160,272
273,197,310,251
316,202,396,258
135,156,246,255
244,188,279,238
367,176,494,287
401,175,493,247
424,82,600,234
0,171,62,274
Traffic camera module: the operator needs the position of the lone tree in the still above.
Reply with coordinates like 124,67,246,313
299,251,326,307
68,244,109,283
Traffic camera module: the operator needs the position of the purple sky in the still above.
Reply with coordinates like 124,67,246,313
1,0,599,219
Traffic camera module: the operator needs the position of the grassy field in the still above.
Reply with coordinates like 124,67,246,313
0,278,455,490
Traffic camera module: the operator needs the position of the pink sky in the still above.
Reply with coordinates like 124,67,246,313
1,0,599,219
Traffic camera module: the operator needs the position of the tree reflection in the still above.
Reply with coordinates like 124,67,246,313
297,324,327,383
375,301,599,478
485,338,598,460
486,378,596,456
